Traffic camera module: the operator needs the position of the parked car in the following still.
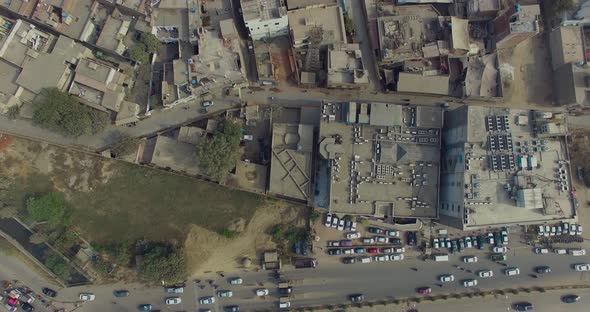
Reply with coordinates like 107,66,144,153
439,274,455,282
224,306,240,312
327,249,342,255
407,232,417,245
535,266,552,274
554,248,567,254
343,248,354,254
338,219,345,231
382,247,393,253
512,302,533,311
465,237,472,248
416,287,432,294
375,255,389,262
138,304,152,311
561,294,580,303
229,277,243,285
374,236,387,243
346,232,361,239
199,296,216,305
386,230,400,237
471,236,478,248
463,279,478,287
324,213,332,227
574,263,590,271
202,100,214,107
490,253,507,261
458,239,465,251
340,239,353,247
478,270,493,278
79,293,96,301
331,216,339,228
368,227,384,234
493,232,501,245
351,222,357,232
256,289,269,296
165,297,181,305
217,290,233,298
367,248,379,254
349,294,365,302
501,230,508,244
388,237,402,244
493,246,508,253
20,303,33,312
354,248,366,254
165,287,184,294
344,220,352,231
113,290,129,297
534,247,549,254
504,268,520,276
362,238,375,244
487,232,495,245
445,237,452,248
327,240,340,247
389,253,404,261
477,235,485,250
432,238,440,249
42,288,57,298
393,247,405,253
463,256,478,263
451,240,458,253
342,257,356,264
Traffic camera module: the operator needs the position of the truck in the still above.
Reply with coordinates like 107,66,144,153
294,258,318,269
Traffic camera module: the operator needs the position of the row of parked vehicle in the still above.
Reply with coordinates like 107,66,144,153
432,229,508,253
327,246,406,256
341,254,405,264
533,247,586,256
537,223,583,236
324,213,358,231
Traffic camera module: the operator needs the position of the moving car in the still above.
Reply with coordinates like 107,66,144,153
439,274,455,282
368,227,384,234
165,287,184,294
534,266,552,274
533,247,549,254
561,294,580,303
504,268,521,276
493,246,508,253
478,270,493,278
416,287,432,294
42,288,57,298
138,304,152,311
463,256,478,263
229,277,243,285
165,297,181,305
463,279,478,287
113,290,130,297
574,263,590,271
346,232,361,239
256,289,269,296
79,293,96,301
513,302,533,311
199,296,216,304
217,290,233,298
349,294,365,302
324,213,332,227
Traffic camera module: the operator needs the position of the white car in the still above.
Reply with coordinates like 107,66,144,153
375,255,389,262
165,287,184,293
165,297,181,305
577,225,584,235
389,253,404,261
79,293,95,301
574,263,590,271
439,274,455,282
501,230,508,244
346,232,361,239
361,238,375,244
199,296,215,305
493,246,507,253
374,236,387,243
537,225,544,234
504,268,520,276
386,230,400,237
324,213,332,227
571,224,578,233
477,270,493,278
463,256,478,263
487,233,494,245
331,216,339,228
554,248,567,254
465,237,472,248
337,219,345,231
463,279,478,287
393,247,405,253
351,222,357,232
343,248,354,254
534,247,549,254
256,288,269,296
432,238,440,249
229,277,243,285
217,290,233,298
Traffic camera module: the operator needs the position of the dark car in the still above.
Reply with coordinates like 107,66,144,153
327,248,342,255
138,304,152,311
279,287,293,295
490,253,507,261
561,294,580,303
349,294,364,302
388,237,402,245
342,257,356,264
513,302,533,311
42,287,57,298
416,287,432,295
477,235,485,250
224,306,240,312
458,238,465,251
354,248,366,254
114,290,130,297
340,239,353,247
368,227,384,234
21,303,34,312
451,240,458,253
406,232,417,246
534,266,552,274
494,232,502,246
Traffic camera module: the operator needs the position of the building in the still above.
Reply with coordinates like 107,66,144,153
396,73,450,95
439,105,575,230
240,0,289,40
31,0,98,41
494,3,540,49
315,102,442,221
287,5,346,48
95,12,132,55
285,0,336,11
326,43,369,89
152,8,189,42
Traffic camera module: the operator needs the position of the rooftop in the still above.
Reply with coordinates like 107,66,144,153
549,25,584,70
441,106,575,229
149,135,201,175
31,0,95,40
285,0,336,10
241,0,287,21
0,18,54,68
95,15,130,54
287,5,346,47
327,44,369,88
397,72,450,95
316,102,442,219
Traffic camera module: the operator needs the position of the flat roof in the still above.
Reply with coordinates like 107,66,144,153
286,0,336,10
150,135,201,175
31,0,94,40
549,26,583,70
318,102,442,219
287,5,346,46
441,106,575,229
0,60,21,96
241,0,286,21
397,73,450,95
95,15,127,52
269,123,313,201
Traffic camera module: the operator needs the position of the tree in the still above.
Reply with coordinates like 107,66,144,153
29,231,49,244
7,105,20,120
26,192,70,227
196,119,242,180
111,135,141,157
138,244,186,283
546,0,575,20
140,32,159,54
129,44,149,64
343,13,355,35
44,254,71,280
32,88,108,137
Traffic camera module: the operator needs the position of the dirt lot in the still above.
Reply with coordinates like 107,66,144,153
497,35,554,107
0,133,305,273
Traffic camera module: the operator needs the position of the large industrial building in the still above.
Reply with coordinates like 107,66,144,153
439,105,576,230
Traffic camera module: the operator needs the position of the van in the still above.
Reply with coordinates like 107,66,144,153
569,248,586,256
554,248,567,254
432,254,449,262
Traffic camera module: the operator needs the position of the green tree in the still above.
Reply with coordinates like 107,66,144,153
140,32,160,54
7,105,20,120
343,14,355,35
138,244,186,283
129,44,149,64
196,119,242,180
29,231,49,244
44,254,71,280
32,88,108,137
26,192,70,227
546,0,575,20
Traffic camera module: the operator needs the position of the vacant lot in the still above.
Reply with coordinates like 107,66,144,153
0,133,263,243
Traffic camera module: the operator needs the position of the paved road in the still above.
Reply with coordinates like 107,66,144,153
350,0,382,91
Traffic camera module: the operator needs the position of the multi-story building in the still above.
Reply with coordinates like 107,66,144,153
240,0,289,40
